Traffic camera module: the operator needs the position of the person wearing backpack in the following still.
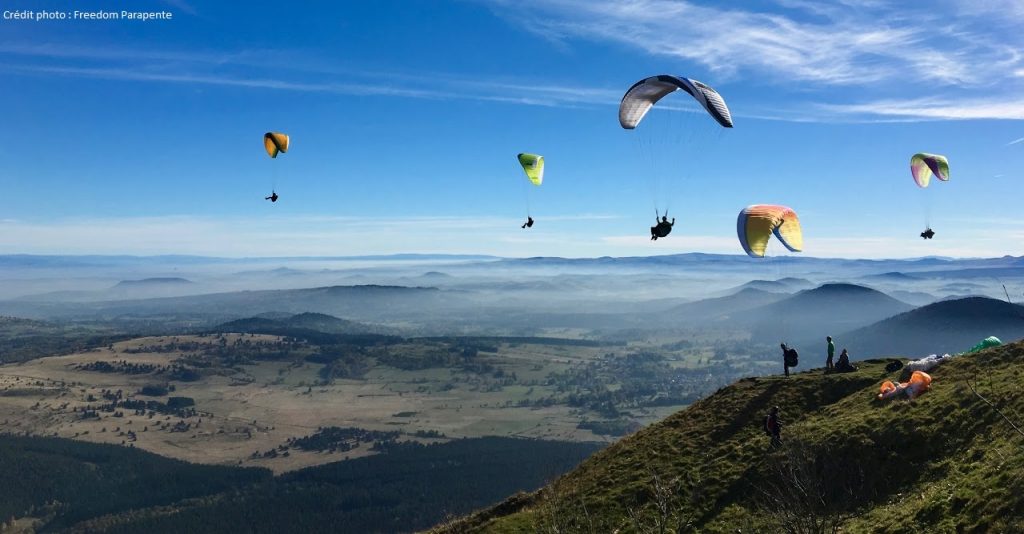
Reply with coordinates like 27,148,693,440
764,406,782,448
780,343,799,377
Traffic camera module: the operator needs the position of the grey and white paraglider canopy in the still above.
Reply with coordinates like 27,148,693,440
619,75,733,129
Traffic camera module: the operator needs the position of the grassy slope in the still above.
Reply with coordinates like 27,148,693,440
437,342,1024,533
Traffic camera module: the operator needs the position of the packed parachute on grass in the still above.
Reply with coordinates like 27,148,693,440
966,336,1002,354
878,371,932,401
905,336,1002,374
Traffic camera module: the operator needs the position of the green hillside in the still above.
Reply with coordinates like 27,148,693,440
437,342,1024,533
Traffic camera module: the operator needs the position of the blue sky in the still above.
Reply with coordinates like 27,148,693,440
1,0,1022,258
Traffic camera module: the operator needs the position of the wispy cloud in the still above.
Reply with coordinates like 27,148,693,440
818,97,1024,121
8,2,1024,122
2,64,462,100
484,0,1008,87
1007,137,1024,146
481,0,1024,122
0,43,621,109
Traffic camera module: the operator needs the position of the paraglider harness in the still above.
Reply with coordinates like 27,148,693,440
650,211,675,240
920,228,935,239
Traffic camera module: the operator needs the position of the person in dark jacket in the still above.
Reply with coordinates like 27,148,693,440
780,343,798,377
825,336,835,372
835,348,857,373
765,406,782,448
650,214,675,240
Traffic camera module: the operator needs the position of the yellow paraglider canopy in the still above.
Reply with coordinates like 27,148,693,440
736,205,803,258
264,132,290,159
517,153,544,186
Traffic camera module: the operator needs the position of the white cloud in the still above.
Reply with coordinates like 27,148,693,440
818,97,1024,121
485,0,1010,87
0,61,620,109
7,2,1024,122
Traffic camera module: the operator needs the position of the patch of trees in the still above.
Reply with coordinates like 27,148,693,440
547,351,735,415
76,360,163,375
0,435,270,530
577,418,643,437
309,346,370,381
0,331,131,364
84,395,198,418
138,384,169,396
288,426,401,453
70,437,603,534
419,335,621,348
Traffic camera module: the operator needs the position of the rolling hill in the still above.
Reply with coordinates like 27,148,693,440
437,342,1024,533
839,296,1024,358
735,283,914,345
665,288,789,323
215,312,386,336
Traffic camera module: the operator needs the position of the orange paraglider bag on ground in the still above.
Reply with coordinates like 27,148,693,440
905,371,932,399
877,371,932,401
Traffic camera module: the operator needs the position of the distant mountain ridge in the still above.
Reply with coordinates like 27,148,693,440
216,312,386,336
840,296,1024,358
735,283,914,344
113,277,193,287
666,288,788,323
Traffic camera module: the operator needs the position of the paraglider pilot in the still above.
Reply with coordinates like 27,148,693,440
781,343,798,377
265,191,279,203
920,228,935,239
650,213,675,240
522,216,534,229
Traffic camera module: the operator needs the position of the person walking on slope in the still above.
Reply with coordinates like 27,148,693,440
825,336,835,373
780,343,798,377
764,406,782,448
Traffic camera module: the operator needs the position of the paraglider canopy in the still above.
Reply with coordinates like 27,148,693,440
619,75,733,129
517,153,544,186
264,132,290,159
967,336,1001,353
910,153,949,188
737,205,803,258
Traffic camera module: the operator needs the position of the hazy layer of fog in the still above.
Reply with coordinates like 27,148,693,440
2,253,1021,338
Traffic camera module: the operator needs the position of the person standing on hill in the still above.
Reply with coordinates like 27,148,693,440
780,343,798,377
764,406,782,448
825,336,835,372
